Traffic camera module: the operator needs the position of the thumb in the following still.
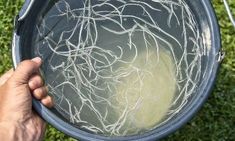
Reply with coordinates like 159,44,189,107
10,57,42,84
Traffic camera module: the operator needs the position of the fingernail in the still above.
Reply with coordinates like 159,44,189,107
31,57,42,64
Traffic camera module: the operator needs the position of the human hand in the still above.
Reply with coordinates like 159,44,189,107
0,57,53,141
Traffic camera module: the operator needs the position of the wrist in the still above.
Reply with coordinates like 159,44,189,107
0,118,44,141
0,122,19,141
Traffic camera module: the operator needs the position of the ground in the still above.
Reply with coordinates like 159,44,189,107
0,0,234,141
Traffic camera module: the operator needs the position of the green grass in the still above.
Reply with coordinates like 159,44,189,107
0,0,234,140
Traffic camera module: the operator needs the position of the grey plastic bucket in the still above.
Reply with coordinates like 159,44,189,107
12,0,225,140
